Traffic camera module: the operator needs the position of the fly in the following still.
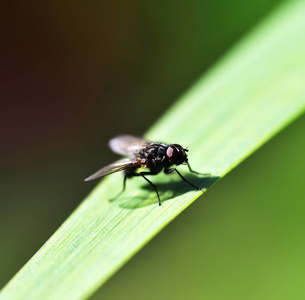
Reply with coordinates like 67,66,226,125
85,135,209,206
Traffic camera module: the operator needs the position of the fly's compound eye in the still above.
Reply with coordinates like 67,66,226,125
166,144,187,165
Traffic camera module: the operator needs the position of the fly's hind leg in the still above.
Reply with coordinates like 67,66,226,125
119,173,128,195
109,172,130,202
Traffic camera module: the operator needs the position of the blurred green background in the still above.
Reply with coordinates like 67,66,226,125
3,0,305,299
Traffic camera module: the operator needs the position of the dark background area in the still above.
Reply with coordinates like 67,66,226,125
2,1,303,299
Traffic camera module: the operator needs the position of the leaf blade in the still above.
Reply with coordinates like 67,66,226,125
1,1,305,299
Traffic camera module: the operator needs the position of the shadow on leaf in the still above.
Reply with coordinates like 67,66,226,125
112,174,219,209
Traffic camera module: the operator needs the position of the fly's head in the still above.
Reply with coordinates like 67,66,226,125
166,144,188,166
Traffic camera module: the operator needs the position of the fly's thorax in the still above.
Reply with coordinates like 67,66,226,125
143,147,158,159
140,143,167,159
138,143,168,171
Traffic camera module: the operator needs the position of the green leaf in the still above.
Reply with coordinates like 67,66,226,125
2,1,305,299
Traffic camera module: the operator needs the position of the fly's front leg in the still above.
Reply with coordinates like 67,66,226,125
187,162,210,176
165,168,202,191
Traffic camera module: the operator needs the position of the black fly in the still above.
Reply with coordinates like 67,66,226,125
85,135,209,206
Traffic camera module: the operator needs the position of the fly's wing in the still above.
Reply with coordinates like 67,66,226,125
108,135,151,156
84,158,139,181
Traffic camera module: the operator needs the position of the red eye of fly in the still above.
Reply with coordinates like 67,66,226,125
166,144,186,165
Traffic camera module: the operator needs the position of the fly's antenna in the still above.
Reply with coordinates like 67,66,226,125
184,144,191,152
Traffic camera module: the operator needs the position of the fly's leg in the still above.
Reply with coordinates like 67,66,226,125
111,171,162,205
140,172,162,206
119,174,128,195
187,162,210,176
129,171,162,206
110,173,129,201
165,168,202,191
